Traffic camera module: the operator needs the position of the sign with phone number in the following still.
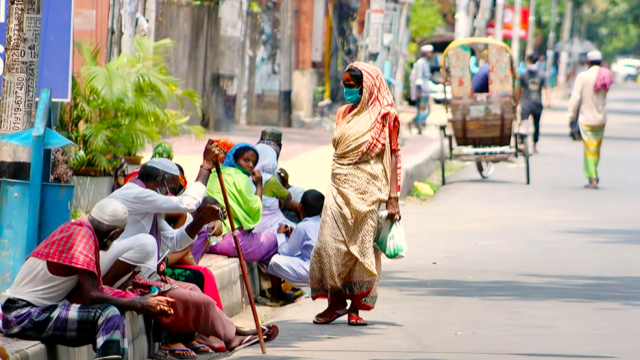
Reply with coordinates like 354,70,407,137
0,0,73,101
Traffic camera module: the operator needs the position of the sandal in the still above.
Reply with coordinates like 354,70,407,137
313,308,348,325
155,347,197,359
186,342,212,354
348,313,368,326
261,324,280,342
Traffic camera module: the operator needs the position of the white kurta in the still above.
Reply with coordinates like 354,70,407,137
100,182,207,276
267,216,321,287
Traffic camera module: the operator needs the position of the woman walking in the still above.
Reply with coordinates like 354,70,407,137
310,62,401,326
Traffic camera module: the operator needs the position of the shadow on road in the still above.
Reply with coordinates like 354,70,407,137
379,271,640,306
562,228,640,245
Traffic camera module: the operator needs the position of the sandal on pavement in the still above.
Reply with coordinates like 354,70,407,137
261,324,280,342
155,347,197,359
313,308,348,325
348,313,368,326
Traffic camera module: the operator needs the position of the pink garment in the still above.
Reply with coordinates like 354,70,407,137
594,67,613,92
156,279,236,343
208,227,277,264
171,264,224,312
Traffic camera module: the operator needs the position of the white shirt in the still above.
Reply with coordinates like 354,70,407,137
108,182,207,253
278,216,321,261
3,258,78,307
568,66,609,126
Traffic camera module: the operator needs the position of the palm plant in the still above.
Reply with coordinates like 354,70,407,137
59,36,203,173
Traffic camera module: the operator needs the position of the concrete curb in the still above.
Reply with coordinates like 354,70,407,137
400,134,442,199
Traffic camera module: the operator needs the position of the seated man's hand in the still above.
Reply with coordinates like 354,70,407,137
277,224,293,237
136,296,175,317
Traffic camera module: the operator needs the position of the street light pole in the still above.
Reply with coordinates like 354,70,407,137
546,0,558,88
494,0,505,41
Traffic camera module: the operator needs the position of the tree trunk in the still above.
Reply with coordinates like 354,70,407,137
558,0,572,87
526,0,537,56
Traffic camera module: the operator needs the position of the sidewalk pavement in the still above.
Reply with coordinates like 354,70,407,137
144,104,449,197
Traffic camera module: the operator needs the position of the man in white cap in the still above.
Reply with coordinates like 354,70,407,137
100,141,222,285
568,50,613,188
0,198,174,360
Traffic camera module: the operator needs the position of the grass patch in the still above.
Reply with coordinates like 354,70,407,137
408,160,466,202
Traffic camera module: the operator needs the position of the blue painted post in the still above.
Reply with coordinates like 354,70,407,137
25,89,51,253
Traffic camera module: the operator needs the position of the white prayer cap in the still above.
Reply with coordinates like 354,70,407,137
146,158,180,176
91,198,128,228
421,44,434,53
586,50,602,61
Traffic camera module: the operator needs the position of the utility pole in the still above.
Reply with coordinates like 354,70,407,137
546,0,558,88
235,7,249,126
526,0,537,56
247,13,259,125
455,0,470,39
279,0,293,127
475,0,492,37
0,0,42,180
557,0,572,87
494,0,505,41
512,0,522,64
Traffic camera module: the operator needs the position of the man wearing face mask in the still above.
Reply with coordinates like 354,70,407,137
0,199,174,360
516,54,549,154
100,141,222,285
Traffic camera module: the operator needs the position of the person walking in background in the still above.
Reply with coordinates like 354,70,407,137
516,54,549,153
567,50,613,189
410,44,434,105
310,62,401,326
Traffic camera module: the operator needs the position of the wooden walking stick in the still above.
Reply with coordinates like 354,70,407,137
214,160,267,354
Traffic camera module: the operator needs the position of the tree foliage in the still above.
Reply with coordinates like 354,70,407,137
410,0,445,41
59,36,203,173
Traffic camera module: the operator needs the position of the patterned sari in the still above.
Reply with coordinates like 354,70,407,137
310,62,401,310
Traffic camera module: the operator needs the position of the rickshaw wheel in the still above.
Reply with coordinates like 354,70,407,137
476,161,494,179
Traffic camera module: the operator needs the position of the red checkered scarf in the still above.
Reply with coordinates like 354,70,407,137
344,62,402,191
31,218,137,299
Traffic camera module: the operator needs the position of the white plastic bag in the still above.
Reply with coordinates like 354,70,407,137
375,210,407,259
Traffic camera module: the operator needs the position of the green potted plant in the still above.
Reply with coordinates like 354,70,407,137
58,36,203,212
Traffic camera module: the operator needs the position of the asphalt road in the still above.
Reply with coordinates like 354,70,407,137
229,83,640,360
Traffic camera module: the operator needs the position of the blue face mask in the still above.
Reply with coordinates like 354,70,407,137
343,87,361,104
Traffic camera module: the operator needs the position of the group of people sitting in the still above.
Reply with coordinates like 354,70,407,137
0,128,325,360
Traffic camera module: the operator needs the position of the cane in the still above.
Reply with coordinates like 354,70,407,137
214,161,267,354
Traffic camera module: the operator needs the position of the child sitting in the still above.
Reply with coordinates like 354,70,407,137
267,189,324,289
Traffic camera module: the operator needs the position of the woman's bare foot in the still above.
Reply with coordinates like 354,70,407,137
196,334,226,352
227,334,252,351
